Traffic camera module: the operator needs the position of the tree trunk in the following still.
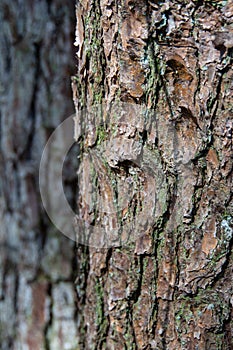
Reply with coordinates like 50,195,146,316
73,0,233,349
0,1,79,349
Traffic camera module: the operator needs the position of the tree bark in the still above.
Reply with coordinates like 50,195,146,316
73,0,233,349
0,1,79,349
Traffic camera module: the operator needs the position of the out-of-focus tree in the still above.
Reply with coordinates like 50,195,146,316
0,1,79,349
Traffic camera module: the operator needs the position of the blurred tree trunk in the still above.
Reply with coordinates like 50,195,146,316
0,1,79,349
73,0,233,349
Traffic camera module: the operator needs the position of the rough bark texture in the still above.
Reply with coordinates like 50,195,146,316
0,1,79,349
73,0,233,349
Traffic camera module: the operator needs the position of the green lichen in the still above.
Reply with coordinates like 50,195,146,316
95,278,108,348
96,125,108,145
175,302,193,324
72,75,86,108
144,43,161,108
84,5,105,105
124,329,137,350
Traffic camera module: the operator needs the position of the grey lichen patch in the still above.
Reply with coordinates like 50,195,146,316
220,215,233,241
174,289,230,348
208,215,233,264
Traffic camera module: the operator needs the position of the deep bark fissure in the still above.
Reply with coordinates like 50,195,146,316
22,42,41,161
44,282,53,350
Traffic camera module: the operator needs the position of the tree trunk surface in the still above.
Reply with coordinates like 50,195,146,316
0,1,79,349
73,0,233,349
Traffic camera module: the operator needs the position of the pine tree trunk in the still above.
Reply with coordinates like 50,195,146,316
0,1,79,349
73,0,233,349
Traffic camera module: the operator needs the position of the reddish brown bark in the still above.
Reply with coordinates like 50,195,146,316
73,0,233,349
